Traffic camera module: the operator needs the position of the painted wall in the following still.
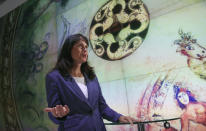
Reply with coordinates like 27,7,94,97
0,0,206,131
12,0,60,130
56,0,206,130
0,0,59,130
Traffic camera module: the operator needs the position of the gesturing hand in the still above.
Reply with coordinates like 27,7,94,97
44,105,70,118
119,115,137,126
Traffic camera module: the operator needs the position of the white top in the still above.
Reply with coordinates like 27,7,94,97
73,77,88,99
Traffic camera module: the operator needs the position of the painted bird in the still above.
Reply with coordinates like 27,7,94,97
174,29,206,80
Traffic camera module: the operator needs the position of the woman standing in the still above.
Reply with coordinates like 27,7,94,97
44,34,135,131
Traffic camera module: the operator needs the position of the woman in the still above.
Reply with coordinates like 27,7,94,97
174,85,206,131
44,34,135,131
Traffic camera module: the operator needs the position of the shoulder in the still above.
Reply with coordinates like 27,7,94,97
84,73,98,82
46,69,61,79
89,76,100,87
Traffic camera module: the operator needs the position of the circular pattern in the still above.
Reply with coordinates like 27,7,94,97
164,121,170,129
89,0,149,60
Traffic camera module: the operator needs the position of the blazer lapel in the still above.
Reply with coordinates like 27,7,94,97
64,74,92,108
84,74,98,107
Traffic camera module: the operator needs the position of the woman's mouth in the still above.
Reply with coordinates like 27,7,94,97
82,54,87,58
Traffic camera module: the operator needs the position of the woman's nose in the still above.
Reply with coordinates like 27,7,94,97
82,47,87,52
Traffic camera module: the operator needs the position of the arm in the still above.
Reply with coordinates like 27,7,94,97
180,105,196,131
181,112,189,131
45,74,67,124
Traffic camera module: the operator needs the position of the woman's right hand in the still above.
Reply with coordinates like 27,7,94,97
44,105,70,118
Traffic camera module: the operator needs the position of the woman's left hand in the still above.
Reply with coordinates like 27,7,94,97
44,105,70,118
118,116,137,125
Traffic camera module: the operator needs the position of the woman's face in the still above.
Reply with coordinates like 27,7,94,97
178,92,189,105
71,40,88,64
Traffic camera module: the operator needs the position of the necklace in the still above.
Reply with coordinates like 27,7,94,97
71,72,83,77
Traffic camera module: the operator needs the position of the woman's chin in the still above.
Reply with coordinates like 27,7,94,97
81,59,87,63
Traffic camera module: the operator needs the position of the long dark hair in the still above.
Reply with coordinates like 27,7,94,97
53,34,95,80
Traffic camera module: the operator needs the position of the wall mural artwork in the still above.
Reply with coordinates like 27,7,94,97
131,29,206,131
2,0,206,130
0,7,23,131
10,0,58,130
59,15,87,48
17,33,49,85
89,0,150,60
133,70,206,130
174,29,206,80
59,15,71,47
173,85,206,130
136,71,178,130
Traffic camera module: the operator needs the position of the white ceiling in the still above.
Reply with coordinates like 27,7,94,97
0,0,205,19
0,0,27,18
144,0,205,19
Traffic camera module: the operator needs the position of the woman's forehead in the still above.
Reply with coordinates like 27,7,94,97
76,40,88,45
73,41,88,47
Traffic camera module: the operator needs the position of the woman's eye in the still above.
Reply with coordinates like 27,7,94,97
79,45,88,50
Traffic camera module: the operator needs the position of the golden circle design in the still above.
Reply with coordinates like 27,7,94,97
89,0,150,60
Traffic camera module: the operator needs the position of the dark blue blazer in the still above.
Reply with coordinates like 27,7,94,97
45,70,122,131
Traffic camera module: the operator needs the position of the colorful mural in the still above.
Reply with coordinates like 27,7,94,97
89,0,149,60
0,0,59,130
1,0,206,131
174,29,206,80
